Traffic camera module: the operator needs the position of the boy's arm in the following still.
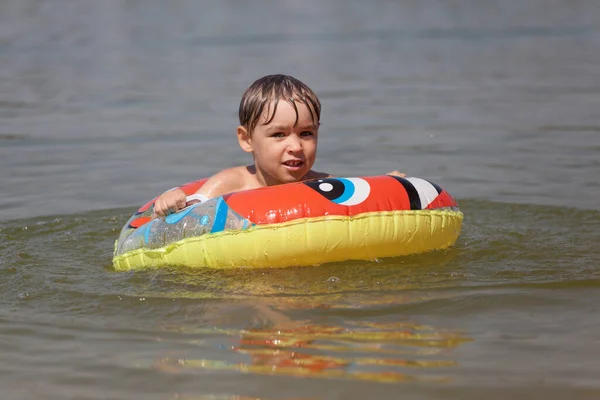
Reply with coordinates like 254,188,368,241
153,167,245,217
153,188,187,217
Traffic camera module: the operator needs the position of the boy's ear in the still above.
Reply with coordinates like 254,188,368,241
237,126,253,153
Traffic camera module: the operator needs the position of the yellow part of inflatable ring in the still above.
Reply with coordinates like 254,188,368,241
112,175,463,270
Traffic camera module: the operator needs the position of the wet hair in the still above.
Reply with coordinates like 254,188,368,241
239,74,321,134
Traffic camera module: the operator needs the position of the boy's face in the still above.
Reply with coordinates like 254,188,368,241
238,99,319,186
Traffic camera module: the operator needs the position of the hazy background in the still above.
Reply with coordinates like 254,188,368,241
1,0,599,221
1,1,600,400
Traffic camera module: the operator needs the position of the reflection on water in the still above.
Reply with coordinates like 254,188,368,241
156,321,470,384
129,246,462,303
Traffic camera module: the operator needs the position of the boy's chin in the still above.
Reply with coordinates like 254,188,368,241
278,170,307,183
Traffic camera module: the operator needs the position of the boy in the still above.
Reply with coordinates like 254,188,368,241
154,74,402,216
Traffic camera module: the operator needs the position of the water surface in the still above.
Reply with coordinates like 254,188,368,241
1,1,600,399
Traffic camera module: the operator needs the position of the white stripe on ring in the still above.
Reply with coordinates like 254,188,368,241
405,177,438,208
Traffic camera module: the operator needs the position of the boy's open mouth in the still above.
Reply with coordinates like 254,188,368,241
283,160,304,168
283,160,304,170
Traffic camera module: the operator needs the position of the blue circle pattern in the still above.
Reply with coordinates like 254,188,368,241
332,178,355,204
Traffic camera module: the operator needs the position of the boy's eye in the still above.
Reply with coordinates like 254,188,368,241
300,131,314,137
271,132,285,138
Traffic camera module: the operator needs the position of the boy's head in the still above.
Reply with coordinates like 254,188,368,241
237,75,321,186
239,74,321,135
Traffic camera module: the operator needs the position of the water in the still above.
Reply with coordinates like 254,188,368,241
1,1,600,399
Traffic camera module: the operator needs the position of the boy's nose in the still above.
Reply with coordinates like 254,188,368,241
286,136,303,152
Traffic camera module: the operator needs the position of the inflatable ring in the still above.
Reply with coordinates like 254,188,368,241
112,175,463,270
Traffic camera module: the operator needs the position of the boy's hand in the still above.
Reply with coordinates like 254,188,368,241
386,170,406,177
153,188,187,217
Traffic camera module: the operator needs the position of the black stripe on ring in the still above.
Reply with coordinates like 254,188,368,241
388,176,421,210
426,179,443,195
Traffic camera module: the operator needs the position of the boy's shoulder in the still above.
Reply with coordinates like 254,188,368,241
199,166,256,197
208,166,249,186
211,166,247,180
